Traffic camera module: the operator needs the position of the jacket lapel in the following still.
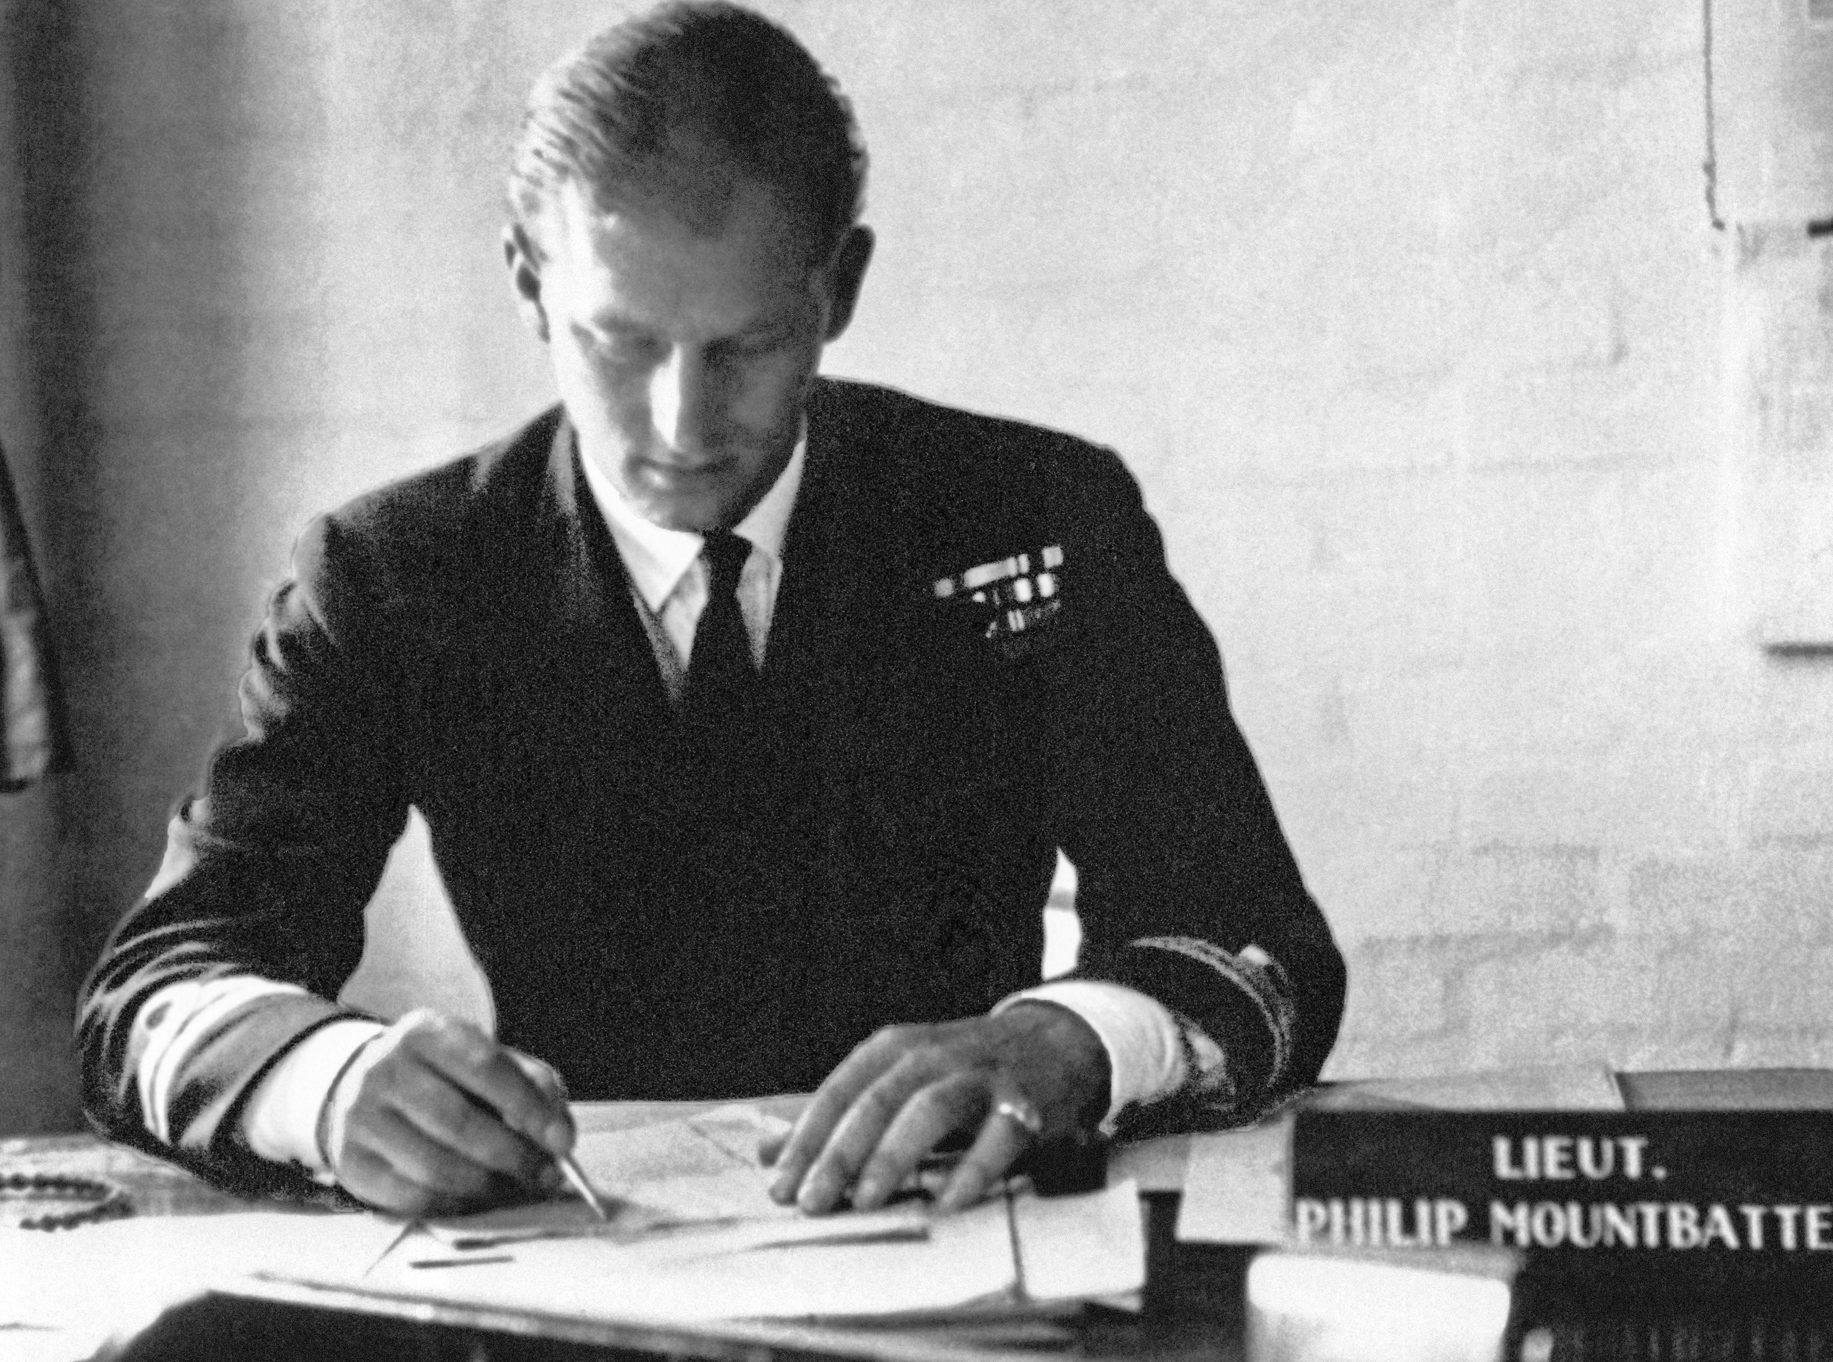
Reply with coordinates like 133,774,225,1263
765,382,920,746
535,416,673,734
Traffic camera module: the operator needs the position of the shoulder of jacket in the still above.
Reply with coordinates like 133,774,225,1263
301,407,563,573
810,378,1129,495
327,408,560,535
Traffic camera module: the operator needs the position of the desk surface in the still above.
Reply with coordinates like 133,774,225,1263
13,1069,1833,1362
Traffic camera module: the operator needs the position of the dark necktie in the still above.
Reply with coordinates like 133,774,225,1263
681,530,759,735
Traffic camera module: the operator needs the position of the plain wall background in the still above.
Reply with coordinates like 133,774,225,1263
5,0,1832,1134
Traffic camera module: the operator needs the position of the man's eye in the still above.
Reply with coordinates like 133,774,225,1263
583,330,663,363
724,331,791,360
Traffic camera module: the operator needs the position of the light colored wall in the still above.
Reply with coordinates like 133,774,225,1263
7,0,1829,1132
742,0,1833,1081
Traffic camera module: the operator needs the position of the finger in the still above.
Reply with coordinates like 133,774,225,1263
335,1140,446,1217
404,1018,572,1156
793,1055,946,1213
337,1127,526,1219
757,1129,788,1167
345,1101,506,1208
937,1102,1035,1213
768,1029,910,1203
382,1057,552,1185
506,1052,574,1144
503,1053,573,1188
850,1074,984,1210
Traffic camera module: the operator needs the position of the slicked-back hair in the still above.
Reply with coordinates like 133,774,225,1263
508,2,867,261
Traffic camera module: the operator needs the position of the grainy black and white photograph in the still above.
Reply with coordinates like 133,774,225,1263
3,2,1833,1358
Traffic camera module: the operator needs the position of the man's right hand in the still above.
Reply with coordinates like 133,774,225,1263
320,1009,575,1216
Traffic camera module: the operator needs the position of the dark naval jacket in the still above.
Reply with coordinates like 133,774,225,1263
78,379,1346,1191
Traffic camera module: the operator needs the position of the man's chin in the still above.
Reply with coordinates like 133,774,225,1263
637,492,744,535
633,469,774,533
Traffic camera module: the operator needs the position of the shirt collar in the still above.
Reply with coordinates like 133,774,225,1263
578,426,805,614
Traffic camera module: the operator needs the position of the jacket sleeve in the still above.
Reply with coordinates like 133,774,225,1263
1029,446,1345,1123
75,512,411,1193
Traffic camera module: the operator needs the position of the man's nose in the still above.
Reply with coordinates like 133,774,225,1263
649,347,716,458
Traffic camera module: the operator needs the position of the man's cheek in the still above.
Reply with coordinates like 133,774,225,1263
735,357,816,434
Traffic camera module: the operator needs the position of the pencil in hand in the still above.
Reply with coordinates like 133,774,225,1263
556,1151,612,1221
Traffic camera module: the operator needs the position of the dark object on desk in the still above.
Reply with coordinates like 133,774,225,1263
0,1168,132,1229
1293,1109,1833,1293
0,439,71,790
1025,1131,1110,1198
1509,1296,1833,1362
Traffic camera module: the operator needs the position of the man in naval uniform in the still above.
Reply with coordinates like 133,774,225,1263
78,1,1346,1217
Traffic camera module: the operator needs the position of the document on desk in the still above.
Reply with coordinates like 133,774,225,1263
1176,1063,1626,1244
0,1208,410,1358
271,1102,1147,1322
418,1102,926,1250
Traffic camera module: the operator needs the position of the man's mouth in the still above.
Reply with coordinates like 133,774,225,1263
641,458,727,488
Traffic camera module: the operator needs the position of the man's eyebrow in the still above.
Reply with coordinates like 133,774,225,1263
729,315,798,342
575,308,799,345
574,313,653,340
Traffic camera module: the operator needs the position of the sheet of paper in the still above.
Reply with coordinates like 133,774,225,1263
388,1195,1016,1322
574,1101,794,1183
1108,1133,1190,1192
421,1197,931,1255
570,1101,796,1223
571,1093,809,1136
0,1210,407,1357
1174,1116,1294,1244
308,1180,1144,1324
1175,1065,1629,1243
1014,1176,1147,1303
422,1102,925,1249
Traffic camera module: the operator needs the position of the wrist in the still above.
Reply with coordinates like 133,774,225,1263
314,1032,384,1172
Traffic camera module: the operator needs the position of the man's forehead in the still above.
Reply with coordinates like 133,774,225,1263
551,151,818,239
539,176,816,276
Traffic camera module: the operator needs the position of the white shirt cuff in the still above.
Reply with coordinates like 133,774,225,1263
241,1018,387,1175
997,979,1210,1131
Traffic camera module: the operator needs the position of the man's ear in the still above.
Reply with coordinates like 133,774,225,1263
821,225,874,343
504,223,550,344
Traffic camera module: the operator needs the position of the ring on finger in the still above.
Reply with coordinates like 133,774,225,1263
990,1097,1044,1138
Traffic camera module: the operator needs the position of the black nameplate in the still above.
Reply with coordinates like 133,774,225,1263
1291,1110,1833,1290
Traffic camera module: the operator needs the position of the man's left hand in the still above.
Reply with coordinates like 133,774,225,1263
764,1001,1110,1214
